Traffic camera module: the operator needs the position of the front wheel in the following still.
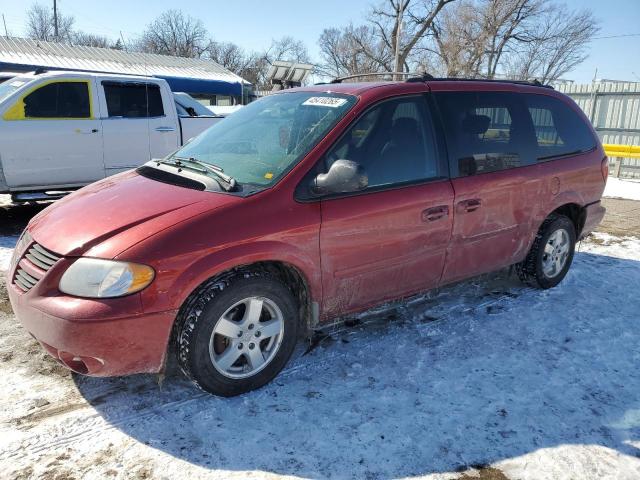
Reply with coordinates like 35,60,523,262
177,273,299,396
517,214,576,289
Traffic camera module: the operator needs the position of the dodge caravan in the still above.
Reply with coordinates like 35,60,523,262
7,77,607,396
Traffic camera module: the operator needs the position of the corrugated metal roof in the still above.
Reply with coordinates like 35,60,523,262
0,36,247,85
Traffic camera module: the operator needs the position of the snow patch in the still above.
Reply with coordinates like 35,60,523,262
0,234,639,479
0,235,17,273
603,177,640,201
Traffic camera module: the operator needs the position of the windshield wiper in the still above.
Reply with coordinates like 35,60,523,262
157,156,238,192
177,157,237,190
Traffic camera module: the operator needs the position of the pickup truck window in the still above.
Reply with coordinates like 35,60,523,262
173,92,356,187
0,78,27,104
103,82,164,118
23,81,90,119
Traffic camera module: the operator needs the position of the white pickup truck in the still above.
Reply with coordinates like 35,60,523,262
0,70,223,200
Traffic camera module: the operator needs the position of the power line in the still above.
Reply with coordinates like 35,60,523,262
593,32,640,40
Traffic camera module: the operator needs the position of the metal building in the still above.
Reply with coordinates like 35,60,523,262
0,36,250,105
558,81,640,178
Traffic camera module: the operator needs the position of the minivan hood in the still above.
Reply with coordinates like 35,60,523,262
28,171,237,256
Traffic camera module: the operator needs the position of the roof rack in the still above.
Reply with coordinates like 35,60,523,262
318,71,553,89
326,72,427,84
406,75,553,89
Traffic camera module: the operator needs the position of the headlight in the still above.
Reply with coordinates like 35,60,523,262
59,258,155,298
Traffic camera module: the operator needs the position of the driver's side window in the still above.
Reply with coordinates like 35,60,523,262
324,95,438,188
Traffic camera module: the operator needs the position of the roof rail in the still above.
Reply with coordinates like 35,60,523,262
406,73,435,82
409,76,553,89
327,72,425,84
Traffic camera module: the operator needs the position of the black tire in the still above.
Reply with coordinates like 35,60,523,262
516,214,576,289
176,272,299,397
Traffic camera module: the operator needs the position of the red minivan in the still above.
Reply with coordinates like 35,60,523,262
7,78,607,396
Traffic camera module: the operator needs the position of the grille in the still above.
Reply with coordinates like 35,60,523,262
13,243,61,292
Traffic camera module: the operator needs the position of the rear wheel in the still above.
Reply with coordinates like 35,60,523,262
516,214,576,289
177,273,299,396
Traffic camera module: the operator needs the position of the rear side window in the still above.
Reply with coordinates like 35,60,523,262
323,96,441,188
435,91,537,178
23,82,90,118
525,94,596,161
102,82,164,118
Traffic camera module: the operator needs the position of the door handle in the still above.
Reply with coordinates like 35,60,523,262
75,128,99,134
155,126,176,132
422,205,449,222
457,198,482,213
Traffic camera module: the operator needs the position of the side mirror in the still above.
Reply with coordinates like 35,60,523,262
311,159,368,195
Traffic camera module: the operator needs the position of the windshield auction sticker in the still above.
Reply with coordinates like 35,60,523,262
302,96,348,108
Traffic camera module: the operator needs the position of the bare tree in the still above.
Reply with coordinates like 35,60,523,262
425,0,487,76
505,5,599,82
480,0,546,78
72,31,111,48
318,25,387,78
206,40,262,83
26,2,74,42
265,36,311,64
138,10,208,58
424,0,598,81
368,0,457,72
207,41,251,72
205,36,311,87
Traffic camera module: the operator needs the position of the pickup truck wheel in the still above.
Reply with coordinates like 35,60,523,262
516,214,576,289
176,274,299,396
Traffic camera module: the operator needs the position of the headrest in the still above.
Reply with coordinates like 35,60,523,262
461,114,491,135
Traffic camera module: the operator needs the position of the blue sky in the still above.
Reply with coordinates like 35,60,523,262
1,0,639,83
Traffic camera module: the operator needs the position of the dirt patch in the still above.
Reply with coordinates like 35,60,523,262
458,466,510,480
11,466,34,480
0,280,12,314
15,401,88,428
40,468,77,480
599,198,640,237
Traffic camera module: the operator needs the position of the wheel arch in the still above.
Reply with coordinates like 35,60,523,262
551,202,586,238
523,197,587,261
169,241,320,337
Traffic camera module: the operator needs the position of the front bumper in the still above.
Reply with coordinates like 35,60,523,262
7,280,177,376
581,200,606,239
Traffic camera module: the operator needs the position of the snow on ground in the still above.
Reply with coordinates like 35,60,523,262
0,194,18,272
0,236,17,273
604,177,640,201
0,234,639,480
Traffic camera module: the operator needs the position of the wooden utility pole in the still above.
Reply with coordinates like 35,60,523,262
53,0,59,40
393,1,405,80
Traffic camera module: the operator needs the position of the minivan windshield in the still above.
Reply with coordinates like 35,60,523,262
171,91,357,187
